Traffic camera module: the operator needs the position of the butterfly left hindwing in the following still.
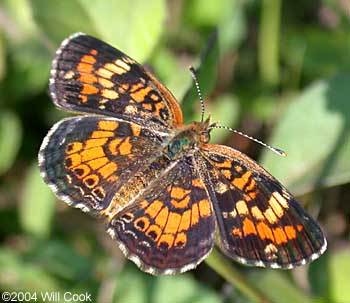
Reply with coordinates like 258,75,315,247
107,157,215,275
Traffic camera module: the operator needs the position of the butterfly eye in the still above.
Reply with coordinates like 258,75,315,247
168,140,181,154
168,137,190,159
200,131,210,143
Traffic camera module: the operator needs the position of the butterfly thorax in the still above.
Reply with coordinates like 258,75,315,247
165,119,211,160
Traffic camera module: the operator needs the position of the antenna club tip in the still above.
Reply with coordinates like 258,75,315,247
276,149,287,157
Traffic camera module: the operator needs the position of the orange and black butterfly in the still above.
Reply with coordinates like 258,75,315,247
38,33,326,275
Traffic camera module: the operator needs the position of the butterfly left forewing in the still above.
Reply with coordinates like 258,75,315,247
50,33,183,129
200,144,327,268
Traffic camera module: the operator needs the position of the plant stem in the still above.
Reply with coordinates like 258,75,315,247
205,248,271,303
259,0,281,86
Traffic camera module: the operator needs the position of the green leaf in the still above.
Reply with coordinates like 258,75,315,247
0,248,61,292
19,163,55,239
2,0,38,37
150,47,191,104
309,249,350,303
283,29,350,80
153,274,220,303
31,0,165,61
218,0,246,54
186,0,232,27
32,240,92,281
246,270,312,303
181,0,244,121
250,94,279,122
9,38,52,96
77,0,166,61
2,0,53,97
260,73,350,195
30,0,98,45
0,110,22,175
113,266,150,303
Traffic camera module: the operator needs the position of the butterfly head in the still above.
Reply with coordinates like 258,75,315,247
197,115,216,144
166,116,214,160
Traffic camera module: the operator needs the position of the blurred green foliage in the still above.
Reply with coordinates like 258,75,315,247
0,0,349,302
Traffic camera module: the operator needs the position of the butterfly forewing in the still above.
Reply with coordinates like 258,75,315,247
50,33,183,129
200,144,326,268
39,116,168,214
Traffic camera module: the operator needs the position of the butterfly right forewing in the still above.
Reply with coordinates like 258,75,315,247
199,144,327,268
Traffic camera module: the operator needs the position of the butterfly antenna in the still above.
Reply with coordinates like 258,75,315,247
189,66,205,123
209,124,287,157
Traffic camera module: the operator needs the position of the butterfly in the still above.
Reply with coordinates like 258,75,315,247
38,33,326,275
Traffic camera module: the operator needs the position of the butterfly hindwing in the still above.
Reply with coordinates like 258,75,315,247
107,157,215,275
